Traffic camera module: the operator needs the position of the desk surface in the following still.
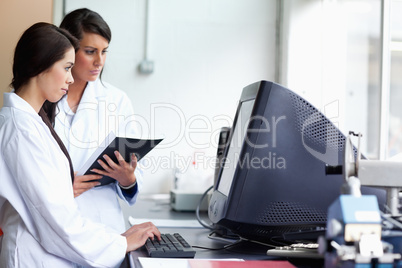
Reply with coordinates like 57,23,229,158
125,195,322,268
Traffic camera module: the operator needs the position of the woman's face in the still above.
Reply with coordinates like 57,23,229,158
72,32,109,85
37,47,75,103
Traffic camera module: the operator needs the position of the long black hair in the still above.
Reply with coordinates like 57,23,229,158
11,22,79,182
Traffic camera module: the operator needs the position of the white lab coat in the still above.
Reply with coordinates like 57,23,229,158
0,93,127,267
54,80,142,233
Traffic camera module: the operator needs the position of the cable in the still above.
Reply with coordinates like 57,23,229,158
191,235,281,255
195,185,215,230
207,230,239,243
191,245,226,250
240,237,281,249
191,238,244,251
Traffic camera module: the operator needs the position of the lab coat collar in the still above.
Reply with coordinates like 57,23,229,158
3,92,41,120
66,79,107,129
77,79,107,109
58,79,107,116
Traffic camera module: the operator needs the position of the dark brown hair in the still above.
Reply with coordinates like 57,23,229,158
60,8,112,83
12,22,79,182
60,8,111,43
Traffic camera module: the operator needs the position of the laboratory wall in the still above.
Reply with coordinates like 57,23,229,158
64,0,278,193
280,0,380,156
0,0,381,193
281,0,351,132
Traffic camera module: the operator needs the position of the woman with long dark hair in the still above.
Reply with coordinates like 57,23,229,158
0,22,160,267
56,8,143,234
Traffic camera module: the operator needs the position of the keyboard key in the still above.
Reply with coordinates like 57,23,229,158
143,233,196,258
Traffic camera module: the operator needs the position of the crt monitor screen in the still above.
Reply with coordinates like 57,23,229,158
217,98,254,197
208,81,385,244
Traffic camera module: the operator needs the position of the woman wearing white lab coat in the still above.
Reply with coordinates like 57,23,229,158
54,79,141,233
0,22,160,268
55,8,142,234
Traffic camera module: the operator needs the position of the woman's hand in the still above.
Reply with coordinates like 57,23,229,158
122,222,161,252
73,173,102,197
90,152,137,187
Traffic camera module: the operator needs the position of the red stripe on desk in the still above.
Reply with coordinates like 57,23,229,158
189,260,296,268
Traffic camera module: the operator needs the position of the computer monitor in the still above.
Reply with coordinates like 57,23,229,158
208,81,385,245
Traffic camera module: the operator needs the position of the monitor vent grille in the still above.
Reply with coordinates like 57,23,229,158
289,92,345,151
257,201,327,224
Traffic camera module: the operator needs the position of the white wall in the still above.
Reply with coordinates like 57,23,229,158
280,0,378,155
64,0,277,193
281,0,348,129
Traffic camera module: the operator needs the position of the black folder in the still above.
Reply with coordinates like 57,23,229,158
77,132,163,186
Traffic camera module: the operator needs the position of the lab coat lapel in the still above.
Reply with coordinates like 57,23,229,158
69,81,108,158
71,82,97,145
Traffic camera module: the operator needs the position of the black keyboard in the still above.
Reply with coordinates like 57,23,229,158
143,233,196,258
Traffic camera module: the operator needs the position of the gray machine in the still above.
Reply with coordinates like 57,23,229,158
320,132,402,267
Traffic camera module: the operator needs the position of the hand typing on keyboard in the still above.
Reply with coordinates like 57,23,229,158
144,233,196,258
122,222,162,252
